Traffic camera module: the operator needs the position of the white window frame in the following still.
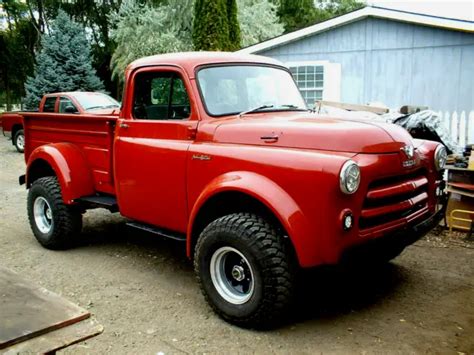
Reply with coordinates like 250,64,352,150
285,60,341,107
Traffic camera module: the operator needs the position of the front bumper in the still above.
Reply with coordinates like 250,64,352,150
340,206,445,263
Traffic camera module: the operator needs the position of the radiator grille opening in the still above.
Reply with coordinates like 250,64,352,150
359,170,429,231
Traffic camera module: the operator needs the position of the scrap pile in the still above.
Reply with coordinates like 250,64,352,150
315,100,463,154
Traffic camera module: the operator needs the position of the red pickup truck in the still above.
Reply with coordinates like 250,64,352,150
1,92,119,152
19,52,447,327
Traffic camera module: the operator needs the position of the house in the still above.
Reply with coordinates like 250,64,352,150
237,6,474,116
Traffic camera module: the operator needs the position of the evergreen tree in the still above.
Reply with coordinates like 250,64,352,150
24,10,104,109
193,0,237,51
227,0,241,51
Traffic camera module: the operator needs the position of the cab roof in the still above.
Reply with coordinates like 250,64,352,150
126,51,284,78
44,92,108,98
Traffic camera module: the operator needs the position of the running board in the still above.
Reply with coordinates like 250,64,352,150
75,195,118,212
126,222,186,242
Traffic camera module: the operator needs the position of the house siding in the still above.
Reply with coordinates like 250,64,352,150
257,18,474,113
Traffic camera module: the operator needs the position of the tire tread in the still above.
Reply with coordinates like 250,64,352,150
194,212,294,328
27,176,81,249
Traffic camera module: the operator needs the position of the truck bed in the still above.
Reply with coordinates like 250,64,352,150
23,113,117,195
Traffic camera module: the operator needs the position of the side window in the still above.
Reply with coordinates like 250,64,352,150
171,77,191,119
43,97,57,112
133,71,191,120
58,97,78,113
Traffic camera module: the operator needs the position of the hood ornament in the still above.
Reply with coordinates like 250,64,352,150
401,145,415,167
401,145,414,159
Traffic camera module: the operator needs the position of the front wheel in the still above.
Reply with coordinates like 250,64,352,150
27,176,82,249
14,129,25,153
194,213,295,328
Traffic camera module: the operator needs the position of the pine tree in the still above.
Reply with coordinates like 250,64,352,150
24,10,104,109
227,0,241,51
193,0,238,51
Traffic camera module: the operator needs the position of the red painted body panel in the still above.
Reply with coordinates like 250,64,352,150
21,52,443,268
1,92,118,142
23,113,117,197
0,113,23,136
26,143,96,203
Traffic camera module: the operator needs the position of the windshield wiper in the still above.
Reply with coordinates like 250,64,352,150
239,104,274,117
85,106,104,110
278,104,310,111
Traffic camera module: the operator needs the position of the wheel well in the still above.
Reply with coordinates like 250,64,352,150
12,124,23,137
27,159,56,187
190,191,295,257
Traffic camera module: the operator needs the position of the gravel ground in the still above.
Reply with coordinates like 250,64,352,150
1,137,473,354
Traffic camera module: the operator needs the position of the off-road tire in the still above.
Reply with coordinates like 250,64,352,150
27,176,82,249
14,129,25,153
194,213,295,328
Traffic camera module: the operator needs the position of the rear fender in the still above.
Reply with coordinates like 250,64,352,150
187,171,310,266
26,143,95,204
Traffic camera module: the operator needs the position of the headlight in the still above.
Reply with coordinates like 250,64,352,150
340,160,361,194
434,145,447,171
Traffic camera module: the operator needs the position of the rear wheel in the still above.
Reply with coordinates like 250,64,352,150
14,129,25,153
194,213,295,328
27,176,82,249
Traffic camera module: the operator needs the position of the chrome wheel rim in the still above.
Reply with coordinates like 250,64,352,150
16,134,25,150
210,246,254,304
33,196,53,234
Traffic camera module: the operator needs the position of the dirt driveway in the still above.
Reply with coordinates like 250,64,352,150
0,137,473,354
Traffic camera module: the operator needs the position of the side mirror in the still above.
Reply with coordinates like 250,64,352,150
65,105,77,113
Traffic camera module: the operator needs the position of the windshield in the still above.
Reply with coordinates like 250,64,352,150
73,92,120,111
197,65,307,116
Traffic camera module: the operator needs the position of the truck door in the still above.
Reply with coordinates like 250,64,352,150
114,67,198,233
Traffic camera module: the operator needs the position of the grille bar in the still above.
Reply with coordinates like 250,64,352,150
361,191,428,219
366,176,428,200
359,170,429,233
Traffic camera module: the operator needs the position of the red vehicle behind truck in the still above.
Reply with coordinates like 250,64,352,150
1,92,119,152
18,52,447,327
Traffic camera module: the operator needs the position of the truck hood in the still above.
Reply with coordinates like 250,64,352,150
211,112,413,154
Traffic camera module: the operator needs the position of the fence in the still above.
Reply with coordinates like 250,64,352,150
439,110,474,148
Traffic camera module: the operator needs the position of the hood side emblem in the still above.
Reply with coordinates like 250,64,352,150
192,154,211,161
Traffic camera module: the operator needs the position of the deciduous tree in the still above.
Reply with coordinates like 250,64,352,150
238,0,283,47
110,0,194,83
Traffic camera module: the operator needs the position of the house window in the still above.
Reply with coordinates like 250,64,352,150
289,65,324,107
287,61,341,108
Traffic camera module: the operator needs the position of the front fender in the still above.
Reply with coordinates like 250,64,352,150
26,143,94,204
187,171,312,266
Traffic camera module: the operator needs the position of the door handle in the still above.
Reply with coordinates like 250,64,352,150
119,123,129,129
260,134,279,142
